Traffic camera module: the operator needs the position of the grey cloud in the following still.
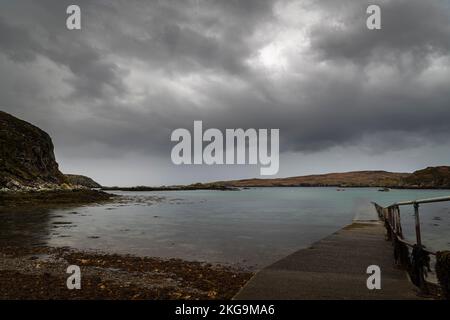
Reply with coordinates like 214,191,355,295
0,0,449,183
88,0,275,76
0,1,128,101
308,0,450,66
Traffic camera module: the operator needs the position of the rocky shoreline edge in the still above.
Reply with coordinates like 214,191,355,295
0,189,116,208
0,245,253,300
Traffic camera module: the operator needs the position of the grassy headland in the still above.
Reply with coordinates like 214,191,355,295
211,166,450,189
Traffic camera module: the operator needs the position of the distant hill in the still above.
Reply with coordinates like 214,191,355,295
402,166,450,189
3,111,450,191
65,174,102,188
215,167,450,189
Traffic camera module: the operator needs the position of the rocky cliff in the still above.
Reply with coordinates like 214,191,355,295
0,111,71,191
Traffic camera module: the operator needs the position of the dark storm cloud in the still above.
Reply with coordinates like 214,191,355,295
88,0,275,76
0,0,449,166
279,0,450,151
0,1,128,102
308,0,450,65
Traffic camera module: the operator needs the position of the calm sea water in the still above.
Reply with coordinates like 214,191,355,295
1,188,449,269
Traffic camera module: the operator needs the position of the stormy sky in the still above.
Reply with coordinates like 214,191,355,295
1,0,450,186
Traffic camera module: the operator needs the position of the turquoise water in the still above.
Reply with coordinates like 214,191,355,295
2,188,449,268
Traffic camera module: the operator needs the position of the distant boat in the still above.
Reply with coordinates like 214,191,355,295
378,187,390,192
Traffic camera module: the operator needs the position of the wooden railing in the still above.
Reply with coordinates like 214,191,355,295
373,196,450,297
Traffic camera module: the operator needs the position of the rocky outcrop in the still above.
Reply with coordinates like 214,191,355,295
0,111,69,191
0,111,104,192
402,166,450,189
65,174,102,188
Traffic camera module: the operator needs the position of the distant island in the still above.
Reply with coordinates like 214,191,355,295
101,183,238,192
104,166,450,191
211,166,450,189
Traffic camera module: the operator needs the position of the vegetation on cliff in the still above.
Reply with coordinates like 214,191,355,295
0,111,68,191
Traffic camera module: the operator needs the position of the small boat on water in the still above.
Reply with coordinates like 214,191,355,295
378,187,390,192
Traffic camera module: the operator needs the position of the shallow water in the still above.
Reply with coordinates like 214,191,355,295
1,187,449,269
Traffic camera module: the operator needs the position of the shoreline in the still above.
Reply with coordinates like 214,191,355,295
0,245,253,300
102,185,450,191
101,184,239,192
0,191,252,299
0,189,116,208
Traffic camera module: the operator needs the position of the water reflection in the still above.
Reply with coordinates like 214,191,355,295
1,188,449,269
0,207,53,247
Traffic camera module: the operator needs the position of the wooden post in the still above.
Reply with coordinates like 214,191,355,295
413,203,422,246
413,202,428,294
